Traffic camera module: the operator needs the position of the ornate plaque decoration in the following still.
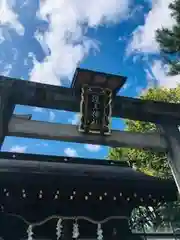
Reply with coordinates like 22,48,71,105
79,85,112,135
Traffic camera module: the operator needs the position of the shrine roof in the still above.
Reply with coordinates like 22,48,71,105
0,151,177,222
71,68,127,95
0,151,177,203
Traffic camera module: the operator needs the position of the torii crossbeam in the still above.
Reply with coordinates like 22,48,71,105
0,69,180,193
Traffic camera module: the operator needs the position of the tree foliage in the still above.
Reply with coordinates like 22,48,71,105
108,86,180,179
108,86,180,232
156,0,180,75
109,0,180,230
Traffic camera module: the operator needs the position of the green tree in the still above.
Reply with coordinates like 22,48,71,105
108,86,180,233
109,0,180,231
156,0,180,75
108,86,180,179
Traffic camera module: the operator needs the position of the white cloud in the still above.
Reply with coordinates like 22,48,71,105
64,147,78,157
127,0,175,54
12,47,18,61
147,60,180,88
36,142,48,147
0,0,24,35
10,145,27,153
49,111,56,121
125,4,144,22
20,0,29,8
68,113,80,125
24,59,28,66
84,144,101,152
33,107,44,112
28,52,36,58
1,63,12,76
24,52,37,67
0,28,5,44
29,0,130,85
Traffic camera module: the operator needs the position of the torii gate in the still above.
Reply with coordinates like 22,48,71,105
0,68,179,239
0,68,180,192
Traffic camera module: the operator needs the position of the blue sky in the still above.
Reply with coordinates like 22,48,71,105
0,0,178,159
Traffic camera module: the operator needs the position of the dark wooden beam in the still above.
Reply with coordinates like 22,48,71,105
113,96,180,124
2,76,180,124
0,80,15,149
8,115,168,151
0,150,129,166
13,114,32,120
11,77,76,109
157,124,180,194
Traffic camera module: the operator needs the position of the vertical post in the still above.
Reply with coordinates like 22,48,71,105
157,124,180,194
0,80,15,149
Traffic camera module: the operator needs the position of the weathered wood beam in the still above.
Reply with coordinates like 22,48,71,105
8,116,168,151
1,76,180,124
0,150,129,166
114,96,180,124
158,124,180,194
10,76,76,109
13,114,32,120
0,81,15,149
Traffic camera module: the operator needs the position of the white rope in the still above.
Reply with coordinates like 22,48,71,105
6,213,129,227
